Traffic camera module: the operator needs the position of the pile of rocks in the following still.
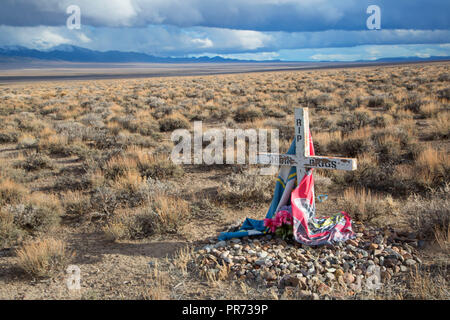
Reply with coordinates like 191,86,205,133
194,224,423,298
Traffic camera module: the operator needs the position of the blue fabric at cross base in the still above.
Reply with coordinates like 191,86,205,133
218,140,297,241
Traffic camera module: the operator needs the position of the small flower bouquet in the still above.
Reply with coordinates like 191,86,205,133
264,208,293,240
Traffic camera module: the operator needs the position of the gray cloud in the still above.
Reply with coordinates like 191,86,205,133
1,25,449,56
0,0,449,31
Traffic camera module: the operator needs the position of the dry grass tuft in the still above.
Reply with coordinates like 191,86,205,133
103,194,190,240
407,267,449,299
141,260,170,300
415,145,449,186
0,178,28,205
158,113,190,132
218,169,275,205
405,184,450,246
0,209,24,248
16,238,71,278
339,187,398,223
234,105,263,122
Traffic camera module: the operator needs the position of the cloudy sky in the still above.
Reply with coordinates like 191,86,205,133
0,0,449,61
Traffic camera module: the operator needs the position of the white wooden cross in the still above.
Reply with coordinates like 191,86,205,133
258,108,357,186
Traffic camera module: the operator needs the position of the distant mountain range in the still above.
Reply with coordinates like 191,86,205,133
0,45,449,64
0,45,263,63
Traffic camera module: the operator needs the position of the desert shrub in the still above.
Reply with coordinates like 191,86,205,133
151,105,176,119
158,113,190,132
80,113,105,128
367,96,385,108
104,155,137,180
413,146,450,188
339,187,398,224
419,102,441,118
150,195,190,234
438,73,450,82
91,171,155,215
102,216,128,241
18,154,54,171
370,115,389,128
209,107,231,121
312,116,335,130
9,193,62,234
0,209,24,248
303,91,330,107
147,96,166,109
218,170,275,205
112,171,152,208
337,111,371,133
137,154,184,180
437,88,450,100
234,106,263,122
68,142,92,161
203,89,215,101
16,238,70,278
17,118,45,133
336,154,416,195
83,128,121,150
54,122,87,142
425,113,450,140
62,191,91,217
38,135,72,157
339,138,372,158
116,132,156,149
104,195,190,240
374,138,403,165
370,130,422,164
265,120,293,142
403,100,423,114
402,141,423,162
0,131,18,144
17,134,38,149
263,107,286,118
53,173,93,192
405,185,450,243
115,116,160,137
406,268,449,300
0,179,27,206
229,84,245,95
137,121,160,137
90,186,119,218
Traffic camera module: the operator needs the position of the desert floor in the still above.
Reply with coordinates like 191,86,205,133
0,62,448,299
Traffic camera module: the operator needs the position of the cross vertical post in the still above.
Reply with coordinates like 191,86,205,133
295,108,310,186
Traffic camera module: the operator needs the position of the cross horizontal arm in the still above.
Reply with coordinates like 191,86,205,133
257,153,299,166
257,153,357,171
305,156,357,171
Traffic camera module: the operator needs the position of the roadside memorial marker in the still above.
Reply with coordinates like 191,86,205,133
257,108,357,185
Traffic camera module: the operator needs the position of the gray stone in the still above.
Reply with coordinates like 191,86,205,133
262,271,277,281
215,241,227,248
255,259,267,266
405,259,416,266
224,257,233,264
